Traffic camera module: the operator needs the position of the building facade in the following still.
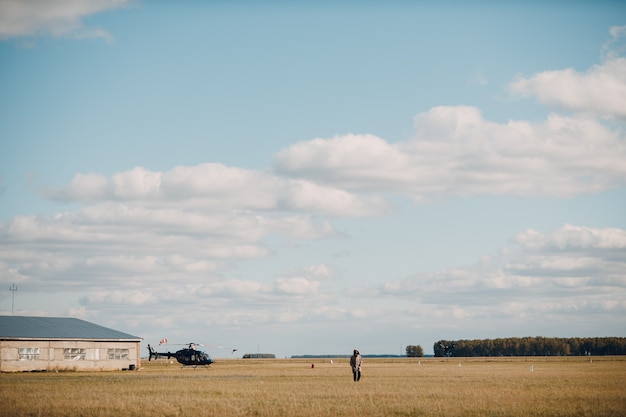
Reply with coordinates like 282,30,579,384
0,316,142,372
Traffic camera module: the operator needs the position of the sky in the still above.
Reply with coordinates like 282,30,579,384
1,0,625,358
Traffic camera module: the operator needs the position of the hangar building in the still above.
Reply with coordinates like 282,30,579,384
0,316,142,372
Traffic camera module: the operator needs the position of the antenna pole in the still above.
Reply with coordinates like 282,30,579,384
9,283,17,316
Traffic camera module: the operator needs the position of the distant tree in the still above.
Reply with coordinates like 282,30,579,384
434,340,455,357
405,345,424,357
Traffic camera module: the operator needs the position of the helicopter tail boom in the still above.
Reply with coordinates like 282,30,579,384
147,344,172,361
147,344,156,361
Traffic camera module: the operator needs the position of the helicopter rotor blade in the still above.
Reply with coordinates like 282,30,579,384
152,341,238,353
202,344,239,354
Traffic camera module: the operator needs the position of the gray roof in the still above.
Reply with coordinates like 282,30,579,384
0,316,141,341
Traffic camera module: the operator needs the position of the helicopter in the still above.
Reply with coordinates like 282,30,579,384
147,342,238,368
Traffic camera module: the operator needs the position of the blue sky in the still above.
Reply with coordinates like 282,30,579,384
1,1,625,357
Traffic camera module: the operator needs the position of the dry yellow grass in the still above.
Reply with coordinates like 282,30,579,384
1,357,625,416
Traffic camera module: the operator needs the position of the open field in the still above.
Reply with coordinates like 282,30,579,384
1,356,625,417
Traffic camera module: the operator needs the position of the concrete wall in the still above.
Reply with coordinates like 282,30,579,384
0,339,141,372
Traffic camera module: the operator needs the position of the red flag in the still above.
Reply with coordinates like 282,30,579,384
159,338,168,345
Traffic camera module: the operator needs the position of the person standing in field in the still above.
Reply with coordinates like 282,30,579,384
350,349,362,381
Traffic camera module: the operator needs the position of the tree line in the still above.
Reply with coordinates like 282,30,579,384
433,337,626,357
242,353,276,359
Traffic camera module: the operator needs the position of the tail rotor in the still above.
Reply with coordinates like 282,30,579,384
147,344,157,361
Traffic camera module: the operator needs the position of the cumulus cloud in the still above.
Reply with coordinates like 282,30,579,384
0,209,334,288
275,277,321,295
4,161,383,304
80,290,158,306
4,173,626,347
0,0,129,41
507,225,626,289
512,224,626,251
380,225,626,323
275,107,626,201
281,264,338,281
42,164,389,217
271,264,338,296
510,58,626,119
197,279,271,298
510,27,626,120
275,134,412,191
604,25,626,60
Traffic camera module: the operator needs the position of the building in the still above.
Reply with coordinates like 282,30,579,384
0,316,142,372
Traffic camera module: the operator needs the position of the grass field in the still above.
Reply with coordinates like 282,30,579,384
1,356,625,416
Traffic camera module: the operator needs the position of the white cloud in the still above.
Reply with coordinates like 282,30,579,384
275,277,320,295
275,134,413,192
510,58,626,119
42,163,388,217
511,28,626,120
282,264,338,281
197,279,271,298
609,25,626,38
378,225,626,328
506,225,626,289
513,224,626,251
0,0,129,41
275,107,626,201
604,25,626,60
468,71,488,86
81,290,157,306
3,197,624,352
270,264,338,296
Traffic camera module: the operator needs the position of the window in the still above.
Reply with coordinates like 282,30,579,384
64,348,86,361
107,348,129,360
18,348,40,361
